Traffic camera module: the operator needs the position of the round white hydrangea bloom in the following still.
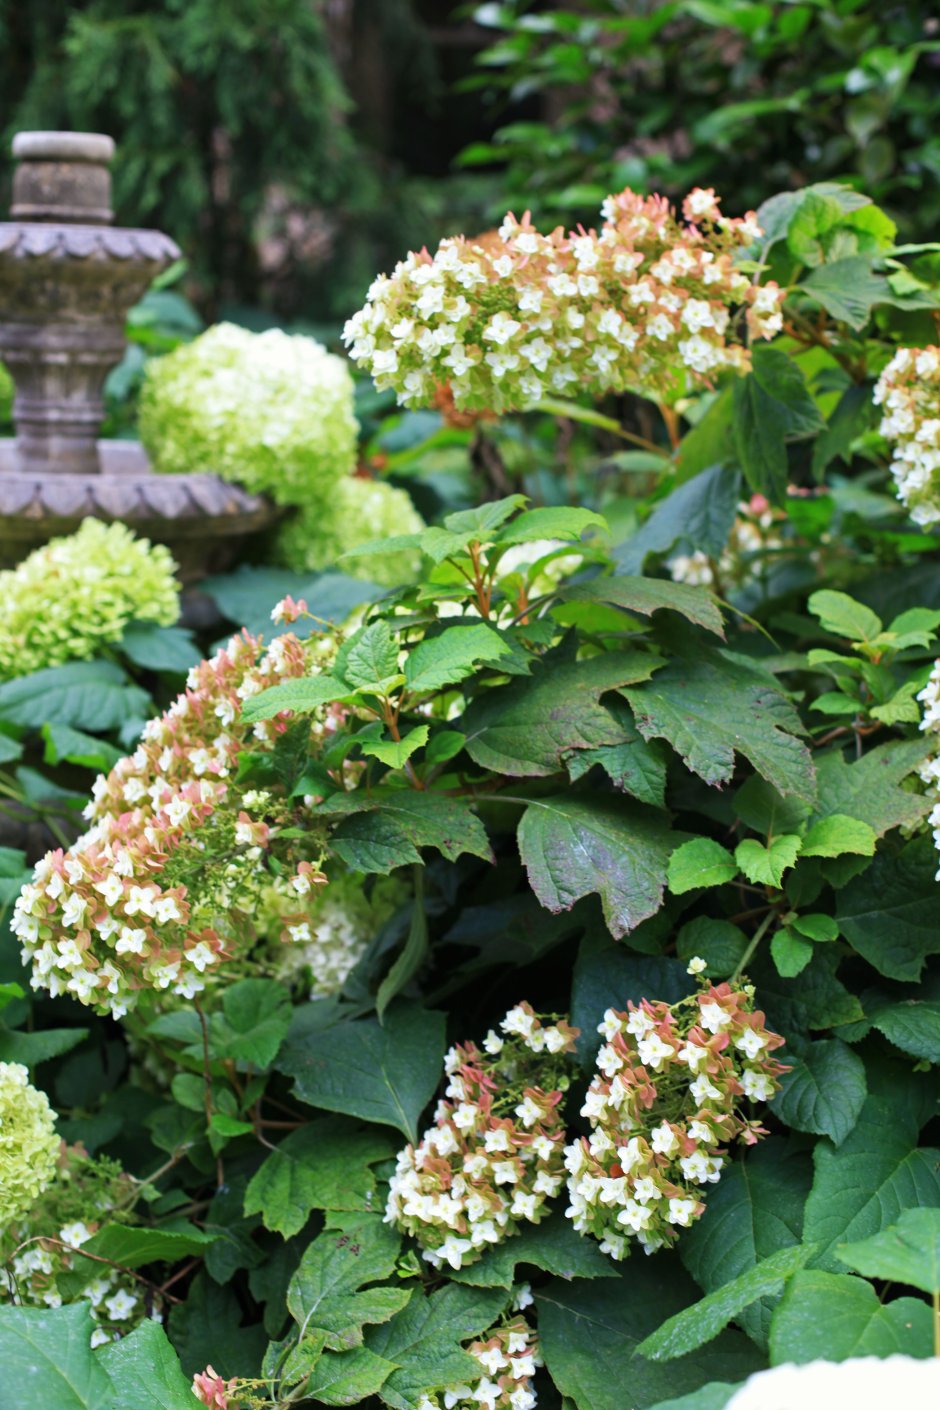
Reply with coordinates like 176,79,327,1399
873,346,940,526
917,658,940,876
277,475,424,586
139,322,359,508
0,1062,59,1222
725,1356,939,1409
0,519,179,680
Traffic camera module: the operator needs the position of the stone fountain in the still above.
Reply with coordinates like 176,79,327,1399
0,131,275,578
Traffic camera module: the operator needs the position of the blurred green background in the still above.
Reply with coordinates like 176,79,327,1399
2,0,937,328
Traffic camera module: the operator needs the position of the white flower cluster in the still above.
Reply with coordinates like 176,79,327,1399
345,186,784,414
416,1316,540,1410
386,1004,579,1270
873,346,940,526
262,869,409,999
2,1221,145,1346
669,494,783,590
917,658,940,877
725,1356,940,1410
565,985,786,1260
13,631,337,1017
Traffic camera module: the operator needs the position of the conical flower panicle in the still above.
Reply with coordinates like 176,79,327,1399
416,1315,540,1410
565,983,786,1260
12,631,342,1018
386,1004,579,1270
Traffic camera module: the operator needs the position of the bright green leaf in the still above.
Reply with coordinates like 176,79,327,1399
769,1270,932,1365
636,1245,815,1361
667,838,738,893
837,1208,940,1295
735,835,802,888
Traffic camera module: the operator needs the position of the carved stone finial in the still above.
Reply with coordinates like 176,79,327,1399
11,131,116,225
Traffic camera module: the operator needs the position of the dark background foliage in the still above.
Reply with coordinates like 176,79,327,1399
3,1,938,324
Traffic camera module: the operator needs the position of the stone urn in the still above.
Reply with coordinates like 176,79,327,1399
0,131,276,579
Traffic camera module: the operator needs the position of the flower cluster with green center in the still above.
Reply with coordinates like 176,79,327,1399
13,630,345,1018
0,1062,60,1223
873,346,940,526
0,519,179,680
386,1004,579,1271
917,658,940,876
263,867,409,999
139,322,359,508
416,1315,540,1410
0,1144,151,1348
564,983,786,1260
344,186,784,414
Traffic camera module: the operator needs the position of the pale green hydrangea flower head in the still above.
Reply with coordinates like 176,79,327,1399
0,519,179,680
139,322,359,507
0,361,12,424
0,1061,59,1223
277,475,424,586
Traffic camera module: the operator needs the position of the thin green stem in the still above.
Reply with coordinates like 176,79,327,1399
730,910,777,984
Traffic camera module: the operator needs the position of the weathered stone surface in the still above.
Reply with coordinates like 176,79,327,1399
0,131,279,577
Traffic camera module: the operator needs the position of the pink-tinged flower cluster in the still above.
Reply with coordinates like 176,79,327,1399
416,1316,540,1410
669,493,784,590
873,346,940,526
386,1004,579,1270
344,186,783,414
192,1366,238,1410
565,984,786,1260
13,631,341,1018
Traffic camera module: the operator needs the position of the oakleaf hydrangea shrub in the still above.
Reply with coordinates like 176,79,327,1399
387,1005,578,1270
6,177,940,1407
0,1062,59,1222
0,1144,150,1347
0,518,179,679
139,323,359,508
566,984,785,1260
343,187,784,412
